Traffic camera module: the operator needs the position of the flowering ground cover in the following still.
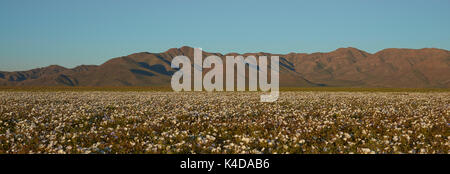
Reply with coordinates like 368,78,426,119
0,90,448,154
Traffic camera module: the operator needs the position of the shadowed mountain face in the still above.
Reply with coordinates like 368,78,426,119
1,46,449,88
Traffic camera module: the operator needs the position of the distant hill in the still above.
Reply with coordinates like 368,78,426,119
1,46,449,88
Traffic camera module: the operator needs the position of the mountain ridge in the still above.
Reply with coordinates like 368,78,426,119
1,46,449,88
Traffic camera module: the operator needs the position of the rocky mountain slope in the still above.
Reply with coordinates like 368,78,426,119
1,46,449,88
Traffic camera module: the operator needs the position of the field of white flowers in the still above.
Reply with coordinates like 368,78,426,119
0,91,448,154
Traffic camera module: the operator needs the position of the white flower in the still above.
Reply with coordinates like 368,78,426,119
361,148,371,154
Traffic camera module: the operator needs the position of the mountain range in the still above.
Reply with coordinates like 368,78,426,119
1,46,449,88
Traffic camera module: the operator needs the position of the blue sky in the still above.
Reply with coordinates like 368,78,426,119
1,0,449,71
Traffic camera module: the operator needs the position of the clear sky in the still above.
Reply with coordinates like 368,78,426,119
1,0,449,71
